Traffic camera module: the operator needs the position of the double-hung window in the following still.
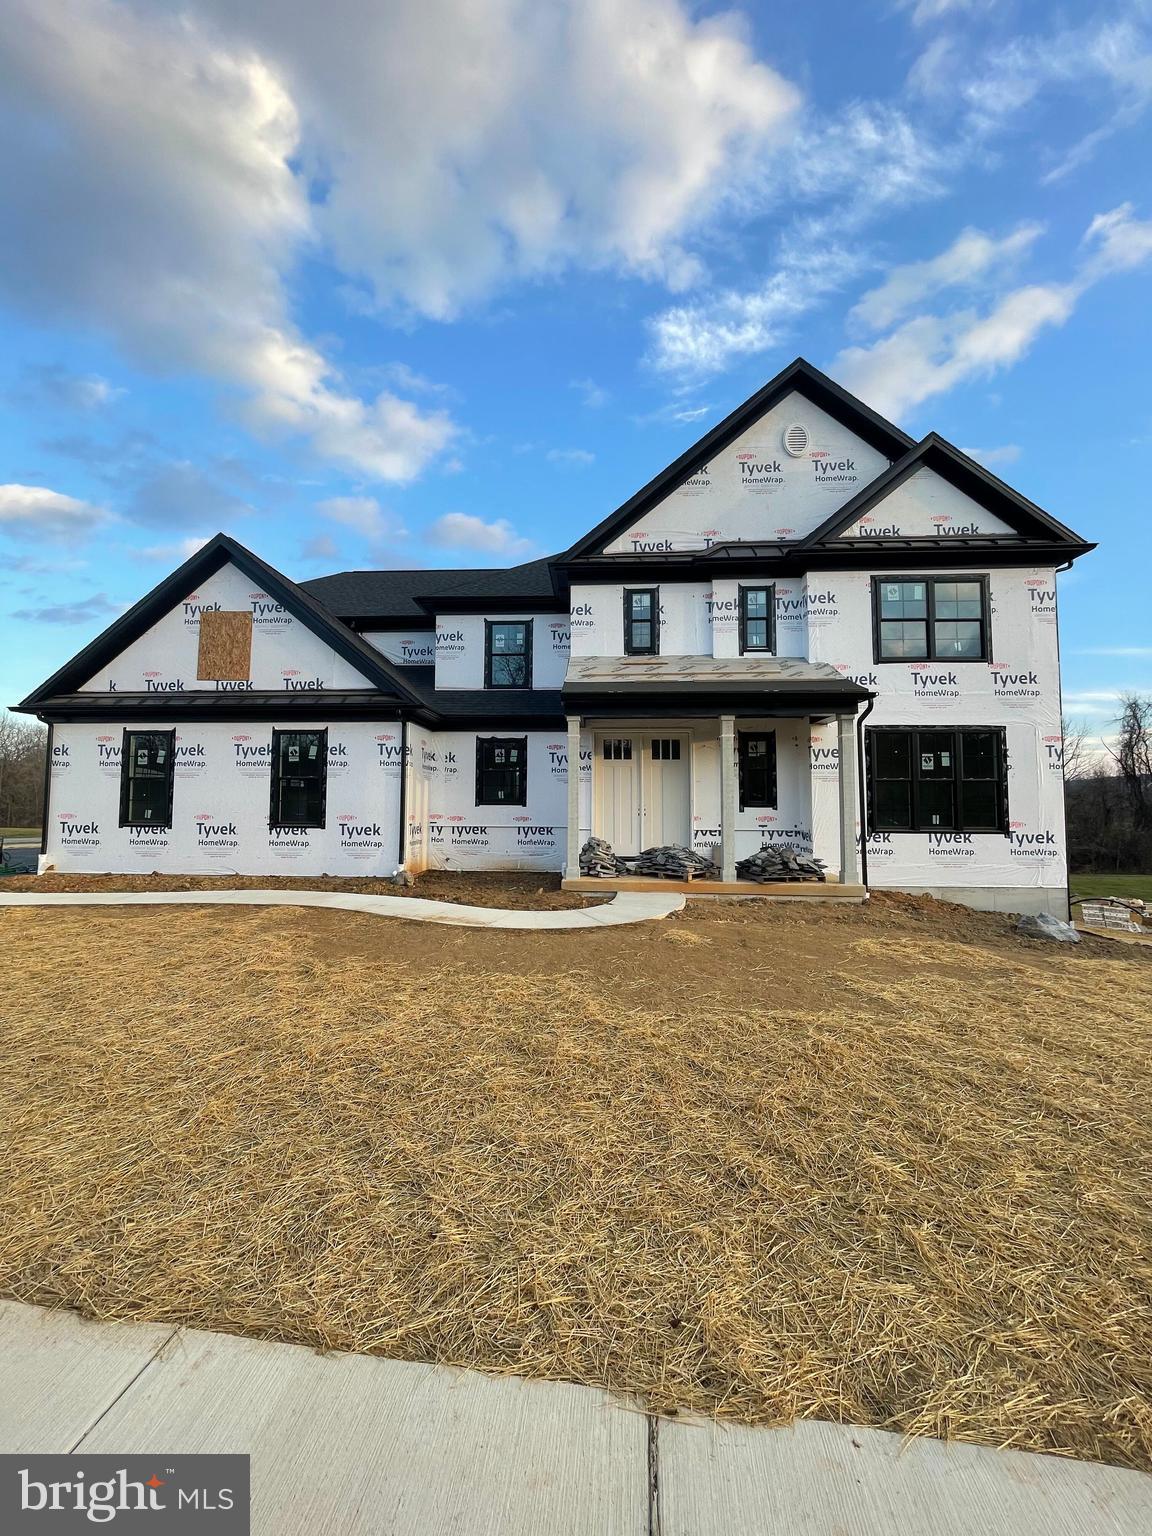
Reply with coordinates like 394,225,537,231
739,586,774,654
270,728,327,828
485,621,532,688
476,737,527,805
874,577,989,661
624,589,658,655
119,730,175,827
867,726,1006,833
738,732,777,809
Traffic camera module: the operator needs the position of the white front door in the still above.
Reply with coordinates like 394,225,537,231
594,734,642,854
593,731,691,854
642,734,690,848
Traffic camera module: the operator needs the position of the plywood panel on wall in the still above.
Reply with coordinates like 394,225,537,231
197,609,253,680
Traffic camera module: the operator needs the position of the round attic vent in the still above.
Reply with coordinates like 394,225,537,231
783,423,809,457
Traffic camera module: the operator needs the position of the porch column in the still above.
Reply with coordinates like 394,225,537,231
837,713,860,886
720,714,737,883
565,714,582,879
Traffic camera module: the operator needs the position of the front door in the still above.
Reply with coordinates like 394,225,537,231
593,732,690,855
642,734,690,848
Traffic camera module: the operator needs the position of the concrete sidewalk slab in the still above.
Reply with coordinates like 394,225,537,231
0,1300,176,1455
658,1416,1152,1536
0,886,685,931
74,1324,647,1536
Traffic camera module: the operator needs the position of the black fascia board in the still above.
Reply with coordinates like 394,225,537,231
22,691,412,724
799,434,1091,551
562,358,915,560
563,679,870,699
17,532,422,711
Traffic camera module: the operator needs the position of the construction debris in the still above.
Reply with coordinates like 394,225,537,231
736,844,827,883
579,837,629,877
1017,912,1081,943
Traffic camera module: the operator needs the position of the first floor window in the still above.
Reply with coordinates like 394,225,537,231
270,728,327,828
485,621,532,688
624,588,658,654
874,576,989,661
476,736,527,805
119,729,175,826
739,586,774,653
867,726,1006,832
738,731,777,809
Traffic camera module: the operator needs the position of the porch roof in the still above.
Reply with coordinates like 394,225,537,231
562,655,871,701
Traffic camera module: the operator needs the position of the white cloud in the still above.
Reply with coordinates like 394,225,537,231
317,496,408,545
11,593,121,624
851,222,1044,332
426,513,537,560
571,378,609,409
897,0,998,25
0,0,455,482
0,484,111,544
961,444,1021,467
300,533,339,562
832,205,1152,420
1076,647,1152,658
136,537,213,562
546,448,595,467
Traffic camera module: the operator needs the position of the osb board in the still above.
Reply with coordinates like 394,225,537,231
197,609,253,681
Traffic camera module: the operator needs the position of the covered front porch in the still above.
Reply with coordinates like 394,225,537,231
560,656,873,897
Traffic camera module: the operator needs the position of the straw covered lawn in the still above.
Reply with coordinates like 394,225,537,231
2,895,1151,1469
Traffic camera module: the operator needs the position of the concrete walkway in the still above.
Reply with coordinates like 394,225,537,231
0,886,685,931
2,1300,1147,1535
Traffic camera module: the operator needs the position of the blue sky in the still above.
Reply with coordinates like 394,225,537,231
1,0,1150,742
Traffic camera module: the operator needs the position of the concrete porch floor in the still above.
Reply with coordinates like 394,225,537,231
562,875,868,900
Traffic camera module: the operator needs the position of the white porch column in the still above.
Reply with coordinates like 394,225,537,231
720,714,737,883
837,713,860,886
565,715,582,879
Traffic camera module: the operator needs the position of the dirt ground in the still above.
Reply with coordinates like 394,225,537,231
0,868,601,910
1,892,1150,1470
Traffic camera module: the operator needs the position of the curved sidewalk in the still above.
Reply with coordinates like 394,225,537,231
0,886,685,931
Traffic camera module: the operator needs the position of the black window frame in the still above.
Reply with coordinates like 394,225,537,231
269,727,328,830
475,735,528,807
866,725,1008,834
484,620,533,690
871,575,991,664
623,588,659,656
738,731,778,810
738,584,775,655
119,728,176,829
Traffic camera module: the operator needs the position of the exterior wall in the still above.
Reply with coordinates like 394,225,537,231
403,725,570,872
44,719,404,876
433,612,570,689
805,565,1066,901
604,391,891,552
83,562,375,692
708,577,808,659
568,581,718,659
363,629,435,667
841,467,1014,539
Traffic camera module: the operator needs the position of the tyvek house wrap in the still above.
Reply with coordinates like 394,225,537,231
82,561,378,692
404,726,574,872
45,720,404,876
805,566,1065,891
603,392,891,552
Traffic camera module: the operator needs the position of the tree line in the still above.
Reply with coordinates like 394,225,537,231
0,711,48,830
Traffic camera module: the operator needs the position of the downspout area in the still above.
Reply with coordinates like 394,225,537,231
856,696,875,891
396,718,409,872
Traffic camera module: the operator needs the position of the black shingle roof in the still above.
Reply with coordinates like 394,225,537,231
300,557,559,620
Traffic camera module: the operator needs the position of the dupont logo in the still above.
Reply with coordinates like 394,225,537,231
1025,579,1057,617
2,1452,249,1530
736,452,784,490
629,533,675,552
398,638,435,665
550,622,571,652
1045,735,1066,771
375,735,408,767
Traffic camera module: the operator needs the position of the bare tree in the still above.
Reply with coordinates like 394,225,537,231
1060,715,1091,781
1105,694,1152,832
0,711,48,830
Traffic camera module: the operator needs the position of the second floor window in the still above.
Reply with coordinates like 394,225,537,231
739,586,774,653
624,589,658,654
270,728,327,828
485,621,532,688
874,577,989,661
119,730,175,827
